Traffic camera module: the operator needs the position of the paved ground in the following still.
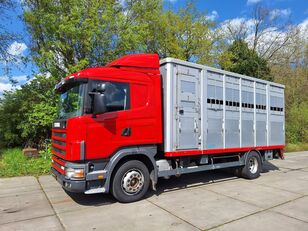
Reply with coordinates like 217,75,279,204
1,151,308,231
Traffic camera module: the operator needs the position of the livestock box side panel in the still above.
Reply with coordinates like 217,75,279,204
205,71,224,149
225,75,240,148
160,62,202,152
241,79,255,147
160,57,285,155
269,86,285,145
256,83,267,146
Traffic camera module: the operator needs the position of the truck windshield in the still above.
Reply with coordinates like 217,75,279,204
59,84,85,119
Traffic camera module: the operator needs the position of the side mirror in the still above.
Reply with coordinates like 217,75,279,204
96,83,106,93
93,93,107,115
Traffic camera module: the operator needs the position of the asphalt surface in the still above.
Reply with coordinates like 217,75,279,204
1,151,308,231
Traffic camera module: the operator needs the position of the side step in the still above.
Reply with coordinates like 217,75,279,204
84,187,106,194
158,160,244,178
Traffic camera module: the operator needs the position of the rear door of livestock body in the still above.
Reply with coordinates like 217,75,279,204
176,66,200,150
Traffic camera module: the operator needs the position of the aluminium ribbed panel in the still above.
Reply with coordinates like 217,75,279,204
160,58,285,153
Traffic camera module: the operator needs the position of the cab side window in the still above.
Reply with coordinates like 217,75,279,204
90,80,130,113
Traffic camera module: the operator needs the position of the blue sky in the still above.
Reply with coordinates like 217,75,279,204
0,0,307,95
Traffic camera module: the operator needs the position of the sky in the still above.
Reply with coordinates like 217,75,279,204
0,0,307,95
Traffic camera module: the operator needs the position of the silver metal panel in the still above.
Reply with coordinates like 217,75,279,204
207,114,223,149
226,118,240,148
256,119,267,146
160,58,285,153
177,113,198,149
176,66,200,150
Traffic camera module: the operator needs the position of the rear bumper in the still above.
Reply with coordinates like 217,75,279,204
51,167,86,193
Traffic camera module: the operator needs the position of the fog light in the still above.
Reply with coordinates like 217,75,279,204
65,167,85,180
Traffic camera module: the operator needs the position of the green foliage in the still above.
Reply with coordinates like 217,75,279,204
0,148,51,177
220,40,272,81
22,0,217,80
285,102,308,143
0,74,58,148
284,143,308,153
271,61,308,145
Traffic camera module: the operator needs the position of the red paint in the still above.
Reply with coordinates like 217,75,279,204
52,54,163,161
107,54,160,69
165,145,286,157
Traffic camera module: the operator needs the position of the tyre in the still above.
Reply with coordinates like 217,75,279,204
240,151,262,179
111,160,150,203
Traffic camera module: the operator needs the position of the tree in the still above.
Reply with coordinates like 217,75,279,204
220,4,298,64
219,39,272,80
0,74,58,148
158,2,217,64
23,0,130,79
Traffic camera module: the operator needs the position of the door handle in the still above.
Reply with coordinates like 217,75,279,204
121,127,131,136
194,119,198,133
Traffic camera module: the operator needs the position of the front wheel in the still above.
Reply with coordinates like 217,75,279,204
240,151,262,179
111,160,150,203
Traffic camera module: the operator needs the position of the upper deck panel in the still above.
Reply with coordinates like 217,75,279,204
160,58,285,89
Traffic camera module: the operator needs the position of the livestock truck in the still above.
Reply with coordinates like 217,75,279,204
51,54,285,202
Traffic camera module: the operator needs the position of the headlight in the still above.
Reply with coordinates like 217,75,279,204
65,167,85,179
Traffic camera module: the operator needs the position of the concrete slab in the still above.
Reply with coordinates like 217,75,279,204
148,187,261,230
58,200,198,231
271,196,308,223
0,215,63,231
0,188,55,225
0,176,41,197
205,180,301,209
269,158,308,170
253,170,308,195
213,210,308,231
285,151,308,158
154,170,240,194
39,175,116,214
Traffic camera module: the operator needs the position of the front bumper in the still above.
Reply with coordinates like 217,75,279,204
51,167,86,193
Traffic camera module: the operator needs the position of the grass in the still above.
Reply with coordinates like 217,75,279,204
0,148,51,177
285,143,308,153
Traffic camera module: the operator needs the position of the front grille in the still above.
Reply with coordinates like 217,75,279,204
52,129,66,156
53,132,66,138
52,146,66,155
53,139,66,147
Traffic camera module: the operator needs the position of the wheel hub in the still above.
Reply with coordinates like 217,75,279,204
249,157,258,174
121,169,144,195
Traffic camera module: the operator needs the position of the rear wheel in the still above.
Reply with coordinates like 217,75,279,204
111,160,150,203
240,151,262,179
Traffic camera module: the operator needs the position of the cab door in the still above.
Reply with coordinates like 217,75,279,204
86,80,131,159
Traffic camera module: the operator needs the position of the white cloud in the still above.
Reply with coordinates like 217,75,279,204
11,75,28,83
206,10,219,21
7,41,27,57
247,0,262,5
166,0,177,3
0,82,13,95
269,8,291,20
219,17,257,39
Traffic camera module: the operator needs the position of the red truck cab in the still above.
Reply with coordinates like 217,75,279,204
52,54,163,201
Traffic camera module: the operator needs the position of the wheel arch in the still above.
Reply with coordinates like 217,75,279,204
104,145,158,193
242,149,263,164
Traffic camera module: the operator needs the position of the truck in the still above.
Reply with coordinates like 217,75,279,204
51,54,285,203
